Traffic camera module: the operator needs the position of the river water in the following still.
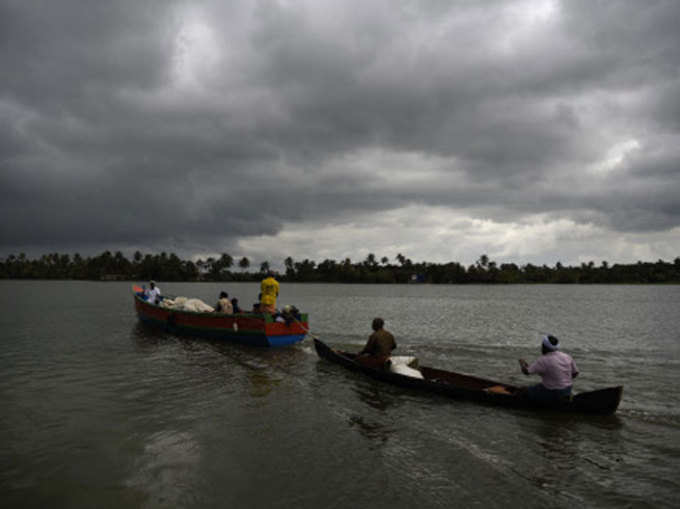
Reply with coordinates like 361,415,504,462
1,281,679,508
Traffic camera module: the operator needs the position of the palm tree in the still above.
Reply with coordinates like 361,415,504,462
220,253,233,271
239,257,250,272
284,257,294,271
207,257,218,279
284,257,295,279
364,253,377,269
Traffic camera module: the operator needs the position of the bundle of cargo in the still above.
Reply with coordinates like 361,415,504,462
160,296,214,313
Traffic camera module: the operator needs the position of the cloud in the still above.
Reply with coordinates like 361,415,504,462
1,0,679,265
238,205,680,268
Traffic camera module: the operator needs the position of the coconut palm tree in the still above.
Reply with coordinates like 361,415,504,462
239,257,250,272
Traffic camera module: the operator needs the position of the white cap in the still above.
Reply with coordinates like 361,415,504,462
542,335,559,351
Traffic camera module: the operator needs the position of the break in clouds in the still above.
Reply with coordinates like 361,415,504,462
1,0,679,266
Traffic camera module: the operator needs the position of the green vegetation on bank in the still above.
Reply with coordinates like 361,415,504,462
2,251,680,284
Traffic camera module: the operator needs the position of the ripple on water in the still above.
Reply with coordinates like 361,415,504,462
2,281,679,508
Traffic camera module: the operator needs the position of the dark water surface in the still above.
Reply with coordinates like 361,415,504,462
1,281,679,508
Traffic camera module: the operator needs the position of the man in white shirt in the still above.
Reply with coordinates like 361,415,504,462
146,281,162,305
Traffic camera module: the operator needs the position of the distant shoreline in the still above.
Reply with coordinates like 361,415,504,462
2,279,680,285
2,251,679,284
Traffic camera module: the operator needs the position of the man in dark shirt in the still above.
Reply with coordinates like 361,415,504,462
357,317,396,369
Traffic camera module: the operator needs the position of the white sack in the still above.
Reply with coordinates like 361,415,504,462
159,296,188,309
182,298,214,312
390,356,418,368
389,361,424,379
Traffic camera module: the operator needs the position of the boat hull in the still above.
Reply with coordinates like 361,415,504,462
134,294,308,347
314,338,622,414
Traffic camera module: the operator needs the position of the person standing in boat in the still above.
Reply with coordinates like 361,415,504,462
215,291,233,314
357,318,396,369
260,271,279,314
519,334,579,403
146,281,162,305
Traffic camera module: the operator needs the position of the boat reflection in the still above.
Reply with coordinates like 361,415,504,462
347,413,394,446
351,379,401,411
347,380,400,446
131,323,307,398
522,412,625,491
131,322,174,349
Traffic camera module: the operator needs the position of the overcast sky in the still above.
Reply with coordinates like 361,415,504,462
2,0,679,268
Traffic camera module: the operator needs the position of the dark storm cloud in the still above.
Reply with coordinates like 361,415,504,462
1,0,679,258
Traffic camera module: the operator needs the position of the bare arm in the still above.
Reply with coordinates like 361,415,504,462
572,359,579,379
519,359,530,376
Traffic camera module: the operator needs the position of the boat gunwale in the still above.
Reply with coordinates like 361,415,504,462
134,293,296,321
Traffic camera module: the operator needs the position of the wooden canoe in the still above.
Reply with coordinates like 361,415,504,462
313,338,622,414
133,285,309,347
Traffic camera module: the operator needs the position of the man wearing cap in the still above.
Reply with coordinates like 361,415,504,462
146,281,162,305
519,335,579,403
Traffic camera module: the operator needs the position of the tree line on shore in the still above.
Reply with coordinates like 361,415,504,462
2,251,680,284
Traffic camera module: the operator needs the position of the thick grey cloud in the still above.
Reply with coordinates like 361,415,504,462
1,0,679,264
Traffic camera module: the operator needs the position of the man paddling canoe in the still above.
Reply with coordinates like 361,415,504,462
519,334,579,403
356,317,396,369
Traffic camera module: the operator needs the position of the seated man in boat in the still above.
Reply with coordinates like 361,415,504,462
356,318,396,369
215,291,233,314
260,272,279,314
145,281,162,305
519,335,579,403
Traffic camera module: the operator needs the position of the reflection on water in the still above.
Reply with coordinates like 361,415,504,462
125,429,201,507
530,416,582,491
132,322,306,398
351,380,401,412
3,281,680,509
347,383,398,446
131,322,172,348
348,414,395,446
513,410,629,498
245,370,279,398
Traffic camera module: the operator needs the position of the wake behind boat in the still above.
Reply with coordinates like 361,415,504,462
313,338,622,414
133,285,309,347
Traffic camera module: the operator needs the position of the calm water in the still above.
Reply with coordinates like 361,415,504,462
1,281,679,508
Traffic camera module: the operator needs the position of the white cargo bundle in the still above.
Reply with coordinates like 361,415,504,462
159,296,214,312
182,298,214,313
389,356,424,379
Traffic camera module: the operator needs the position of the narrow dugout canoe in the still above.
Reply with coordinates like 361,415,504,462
313,338,622,415
133,285,309,347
